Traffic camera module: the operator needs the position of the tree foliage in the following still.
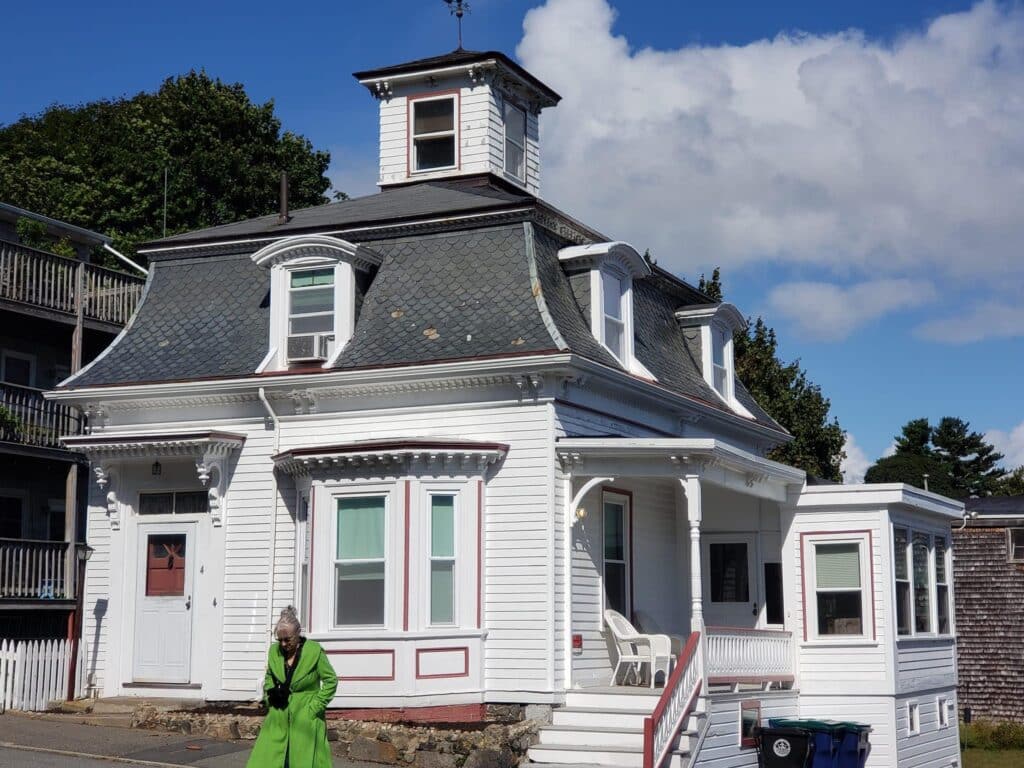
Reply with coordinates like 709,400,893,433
864,417,1006,498
0,71,331,261
996,466,1024,496
699,267,845,481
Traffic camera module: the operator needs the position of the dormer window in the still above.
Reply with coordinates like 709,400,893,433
250,235,382,372
712,326,728,396
411,95,458,172
676,303,751,416
288,268,336,362
503,102,526,180
558,242,652,376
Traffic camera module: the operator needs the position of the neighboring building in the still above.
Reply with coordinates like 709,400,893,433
47,50,962,767
953,495,1024,723
0,203,144,638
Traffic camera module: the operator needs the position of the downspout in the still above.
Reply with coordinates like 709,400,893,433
258,387,281,637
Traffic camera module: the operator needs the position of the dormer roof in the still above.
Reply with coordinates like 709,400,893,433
353,49,561,107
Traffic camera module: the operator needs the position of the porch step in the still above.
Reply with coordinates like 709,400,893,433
564,689,662,712
527,742,692,768
551,707,651,729
539,724,699,751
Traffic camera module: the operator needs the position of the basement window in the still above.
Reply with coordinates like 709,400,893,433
411,95,457,172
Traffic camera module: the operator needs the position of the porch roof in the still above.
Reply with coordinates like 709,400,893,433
556,437,805,501
62,430,246,460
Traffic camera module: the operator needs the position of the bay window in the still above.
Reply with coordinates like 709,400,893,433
912,532,931,634
892,525,953,636
894,527,912,635
935,536,950,634
335,495,387,627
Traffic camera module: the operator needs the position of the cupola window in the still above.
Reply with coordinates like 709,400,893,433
411,95,457,172
503,102,526,180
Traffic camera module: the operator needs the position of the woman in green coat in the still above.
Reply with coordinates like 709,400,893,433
247,607,338,768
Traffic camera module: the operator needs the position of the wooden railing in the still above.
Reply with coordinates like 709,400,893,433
643,631,703,768
0,240,143,325
0,383,83,449
705,627,794,685
0,539,71,600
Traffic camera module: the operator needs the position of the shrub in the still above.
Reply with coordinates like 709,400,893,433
961,720,1024,750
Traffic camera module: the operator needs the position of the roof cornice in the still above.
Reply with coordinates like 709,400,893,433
273,439,508,477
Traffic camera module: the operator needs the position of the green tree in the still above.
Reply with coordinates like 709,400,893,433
864,417,1006,498
0,71,331,262
995,466,1024,496
15,217,76,259
698,267,845,481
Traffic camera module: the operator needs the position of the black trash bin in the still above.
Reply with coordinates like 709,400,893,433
768,719,871,768
755,726,812,768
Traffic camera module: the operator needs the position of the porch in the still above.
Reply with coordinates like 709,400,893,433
0,538,77,605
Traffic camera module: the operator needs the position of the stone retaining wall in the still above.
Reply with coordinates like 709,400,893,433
131,705,544,767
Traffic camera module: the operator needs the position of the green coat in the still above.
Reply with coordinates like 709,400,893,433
247,639,338,768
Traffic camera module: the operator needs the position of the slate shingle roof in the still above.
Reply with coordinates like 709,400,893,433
66,178,788,436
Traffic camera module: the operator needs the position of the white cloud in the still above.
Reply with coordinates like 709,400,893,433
841,433,871,484
882,440,898,459
767,279,936,340
986,420,1024,468
518,0,1024,298
915,302,1024,343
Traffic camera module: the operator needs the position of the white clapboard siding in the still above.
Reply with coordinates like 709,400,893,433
692,691,799,768
895,692,960,768
798,695,896,768
895,638,956,693
81,478,113,693
790,510,891,695
0,638,85,712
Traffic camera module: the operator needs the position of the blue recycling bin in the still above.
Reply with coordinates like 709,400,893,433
768,719,870,768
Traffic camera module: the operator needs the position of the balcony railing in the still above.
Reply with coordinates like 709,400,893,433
0,539,72,601
705,627,794,686
0,383,84,449
0,240,144,326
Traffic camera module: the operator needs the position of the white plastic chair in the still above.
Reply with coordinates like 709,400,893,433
604,609,675,688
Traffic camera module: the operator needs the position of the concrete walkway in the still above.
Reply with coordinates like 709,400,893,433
0,713,377,767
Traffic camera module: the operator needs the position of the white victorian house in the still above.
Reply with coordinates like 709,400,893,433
48,49,963,768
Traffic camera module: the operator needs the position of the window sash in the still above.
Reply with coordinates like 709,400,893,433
429,495,456,625
412,97,456,171
504,103,526,179
912,532,932,633
603,497,628,615
1010,529,1024,562
811,539,867,638
334,496,387,627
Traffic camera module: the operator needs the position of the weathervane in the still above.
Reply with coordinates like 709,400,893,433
444,0,470,50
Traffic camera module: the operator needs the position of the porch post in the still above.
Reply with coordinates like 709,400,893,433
681,475,703,633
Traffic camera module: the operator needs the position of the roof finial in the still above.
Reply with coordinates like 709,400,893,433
444,0,470,50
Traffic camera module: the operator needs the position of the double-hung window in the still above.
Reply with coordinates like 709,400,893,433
1010,529,1024,562
412,96,456,172
894,527,912,635
603,492,629,617
814,542,864,636
934,536,950,634
335,496,387,627
912,532,931,633
601,270,627,362
503,102,526,180
712,327,728,396
288,268,335,361
429,494,456,625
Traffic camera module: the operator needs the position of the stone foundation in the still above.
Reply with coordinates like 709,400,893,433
131,704,543,766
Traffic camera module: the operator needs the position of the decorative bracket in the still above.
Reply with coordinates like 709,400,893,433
84,404,109,430
196,452,227,526
373,80,392,99
289,389,318,415
91,465,119,529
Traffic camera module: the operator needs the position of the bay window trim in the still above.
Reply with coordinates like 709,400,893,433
893,521,954,639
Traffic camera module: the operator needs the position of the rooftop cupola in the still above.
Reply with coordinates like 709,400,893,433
353,49,561,195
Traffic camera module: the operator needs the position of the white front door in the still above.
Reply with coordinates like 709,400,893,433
133,524,195,683
702,534,758,628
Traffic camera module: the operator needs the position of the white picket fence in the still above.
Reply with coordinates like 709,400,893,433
0,638,87,712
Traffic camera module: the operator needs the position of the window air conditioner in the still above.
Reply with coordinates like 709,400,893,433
287,333,334,363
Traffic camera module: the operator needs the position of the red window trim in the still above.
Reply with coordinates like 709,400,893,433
799,529,877,642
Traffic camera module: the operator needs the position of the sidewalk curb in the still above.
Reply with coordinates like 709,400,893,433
0,741,186,768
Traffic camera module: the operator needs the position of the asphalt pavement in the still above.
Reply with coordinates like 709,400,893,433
0,714,376,768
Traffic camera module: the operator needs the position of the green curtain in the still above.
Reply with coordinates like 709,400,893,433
815,543,860,589
337,497,385,559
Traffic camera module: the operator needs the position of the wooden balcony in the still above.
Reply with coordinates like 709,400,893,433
0,538,73,603
0,382,84,450
0,240,144,327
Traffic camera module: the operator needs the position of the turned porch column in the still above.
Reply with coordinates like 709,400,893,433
681,474,703,633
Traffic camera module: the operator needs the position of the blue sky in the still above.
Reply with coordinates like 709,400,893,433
3,0,1022,478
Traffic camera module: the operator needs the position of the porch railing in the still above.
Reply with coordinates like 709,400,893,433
643,631,703,768
0,382,84,449
0,539,71,600
705,627,794,685
0,240,144,325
